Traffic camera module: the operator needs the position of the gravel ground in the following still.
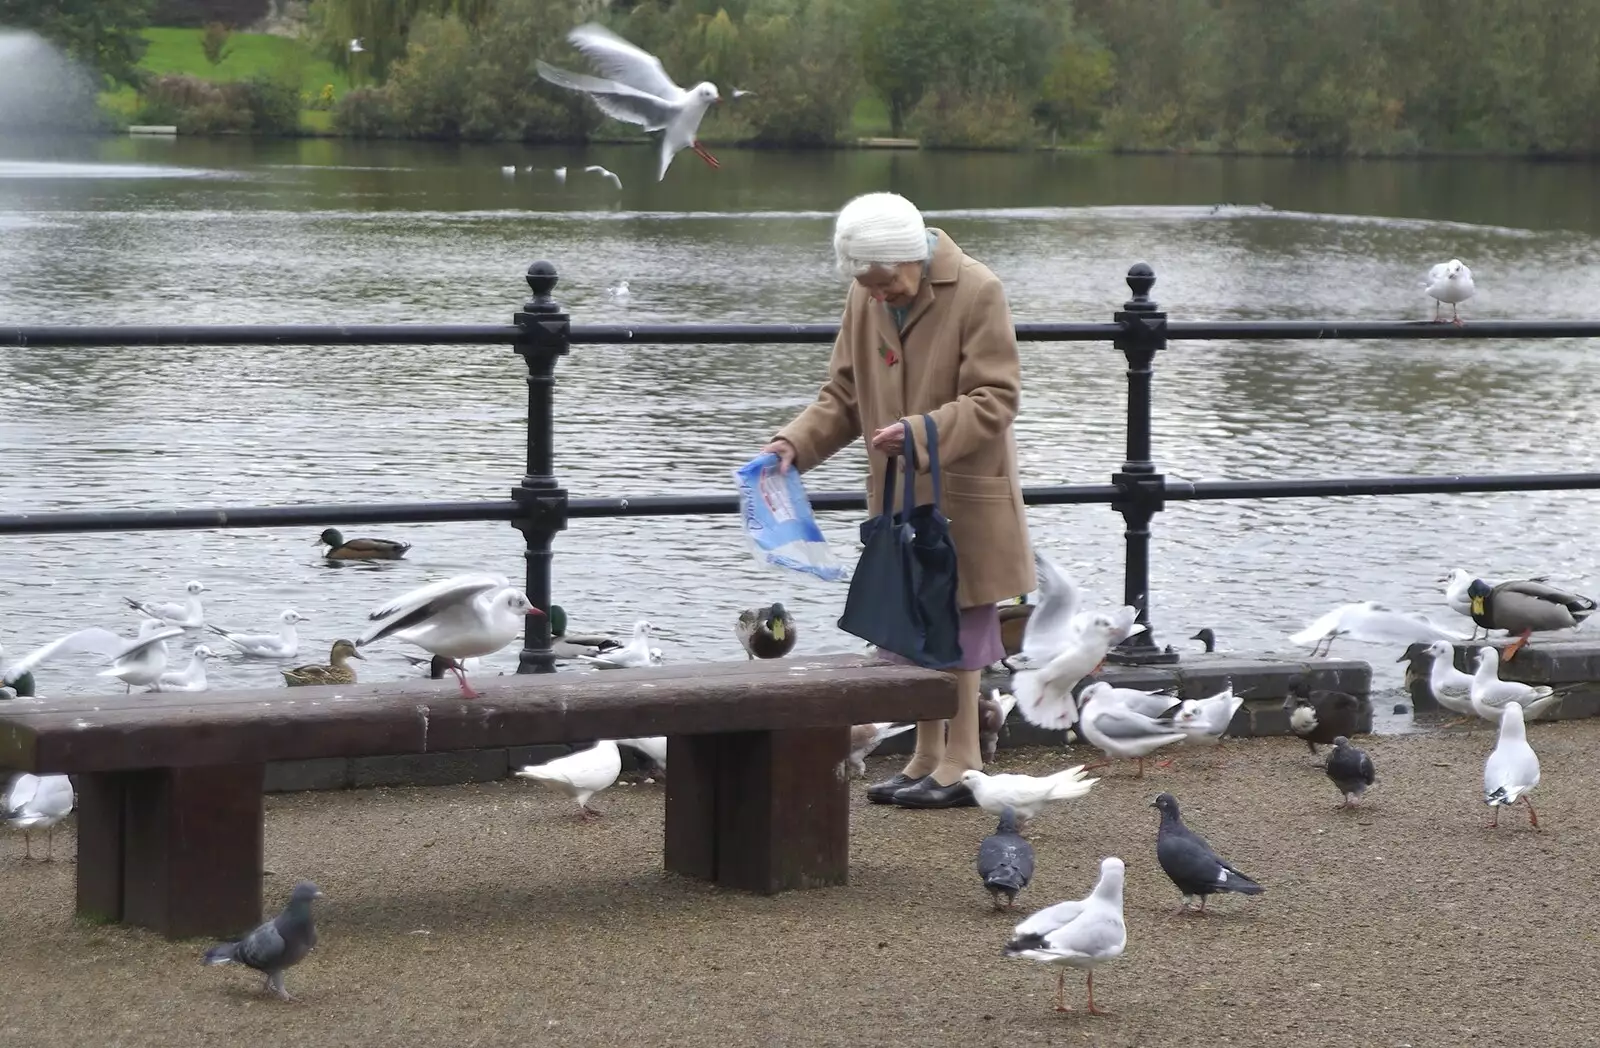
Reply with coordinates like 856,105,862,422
3,721,1597,1048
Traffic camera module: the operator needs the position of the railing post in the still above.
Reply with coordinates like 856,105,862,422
511,260,571,674
1106,263,1179,666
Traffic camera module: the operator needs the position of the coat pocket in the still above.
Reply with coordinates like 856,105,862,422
942,470,1015,501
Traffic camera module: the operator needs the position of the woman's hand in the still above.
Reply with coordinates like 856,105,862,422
761,438,797,473
870,424,906,456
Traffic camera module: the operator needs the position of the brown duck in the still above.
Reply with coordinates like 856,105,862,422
317,528,412,561
282,639,366,687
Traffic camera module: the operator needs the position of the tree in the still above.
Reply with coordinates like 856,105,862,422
201,22,234,68
308,0,497,82
0,0,152,88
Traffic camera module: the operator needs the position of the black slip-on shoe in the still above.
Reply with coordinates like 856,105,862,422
892,778,977,809
867,773,927,804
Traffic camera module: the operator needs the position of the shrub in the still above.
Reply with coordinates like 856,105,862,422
908,90,1036,150
200,22,233,68
332,86,396,137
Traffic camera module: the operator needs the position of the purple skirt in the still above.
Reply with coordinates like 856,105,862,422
875,603,1004,672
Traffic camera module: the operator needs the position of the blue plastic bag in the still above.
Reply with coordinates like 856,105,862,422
733,453,849,582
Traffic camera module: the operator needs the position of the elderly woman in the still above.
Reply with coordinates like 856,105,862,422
762,191,1035,810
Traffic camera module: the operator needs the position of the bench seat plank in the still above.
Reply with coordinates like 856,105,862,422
0,656,954,774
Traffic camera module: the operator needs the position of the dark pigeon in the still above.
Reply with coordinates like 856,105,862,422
1151,792,1263,914
203,881,324,1000
1283,679,1363,755
1325,735,1376,808
976,806,1035,911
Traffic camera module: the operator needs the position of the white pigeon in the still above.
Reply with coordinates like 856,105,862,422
1405,640,1477,723
584,164,623,190
1076,681,1181,721
535,23,722,181
1289,600,1467,657
1468,645,1561,723
958,766,1099,823
1076,684,1187,777
207,609,307,660
579,620,664,669
4,772,75,860
349,38,364,53
1425,258,1475,324
150,645,217,693
97,624,187,692
1483,702,1540,828
358,574,543,698
1002,856,1126,1015
614,736,667,773
846,722,914,777
1172,686,1244,748
515,739,622,820
1012,550,1144,730
124,579,207,629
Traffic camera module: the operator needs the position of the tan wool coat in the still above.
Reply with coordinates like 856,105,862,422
776,229,1036,608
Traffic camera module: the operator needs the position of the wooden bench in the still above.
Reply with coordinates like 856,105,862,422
0,654,953,939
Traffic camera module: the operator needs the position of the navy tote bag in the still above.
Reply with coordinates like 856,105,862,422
837,415,963,669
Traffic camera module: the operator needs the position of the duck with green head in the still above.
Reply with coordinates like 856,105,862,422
1467,577,1597,661
549,605,624,660
317,528,412,561
282,639,367,687
0,670,35,700
737,602,796,660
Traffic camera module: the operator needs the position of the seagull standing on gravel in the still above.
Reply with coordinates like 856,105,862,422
357,574,543,698
208,610,307,660
124,580,207,629
1076,685,1186,777
4,772,75,860
1002,856,1126,1015
1425,258,1475,325
1484,702,1540,828
516,739,622,820
536,23,722,181
1401,640,1478,725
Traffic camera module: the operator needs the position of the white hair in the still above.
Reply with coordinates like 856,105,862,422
833,192,929,278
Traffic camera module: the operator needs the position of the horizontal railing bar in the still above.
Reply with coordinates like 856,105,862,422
7,318,1600,350
4,472,1599,536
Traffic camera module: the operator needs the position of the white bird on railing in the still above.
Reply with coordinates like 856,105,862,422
207,610,307,659
358,574,543,698
1425,258,1475,325
584,164,623,190
124,579,207,629
535,23,721,181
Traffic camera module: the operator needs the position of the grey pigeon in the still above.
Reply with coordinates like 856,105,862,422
1325,735,1376,808
976,805,1035,910
1150,793,1262,914
203,881,324,1000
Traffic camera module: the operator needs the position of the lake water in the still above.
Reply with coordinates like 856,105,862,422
3,133,1600,712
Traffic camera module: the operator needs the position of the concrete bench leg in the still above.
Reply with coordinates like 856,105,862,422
75,765,266,939
664,727,850,893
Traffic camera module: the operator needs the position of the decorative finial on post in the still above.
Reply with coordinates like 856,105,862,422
1125,263,1157,311
524,260,560,314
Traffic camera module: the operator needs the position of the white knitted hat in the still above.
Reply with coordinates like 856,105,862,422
833,192,929,276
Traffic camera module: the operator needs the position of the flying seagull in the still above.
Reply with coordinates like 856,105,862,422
536,23,721,181
584,164,623,190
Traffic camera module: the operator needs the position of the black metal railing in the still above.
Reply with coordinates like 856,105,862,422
7,260,1600,671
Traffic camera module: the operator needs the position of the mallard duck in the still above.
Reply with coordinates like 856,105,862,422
316,527,412,561
401,653,483,679
549,605,623,660
736,603,796,660
1467,577,1597,661
0,670,35,700
282,639,366,687
1283,679,1362,756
